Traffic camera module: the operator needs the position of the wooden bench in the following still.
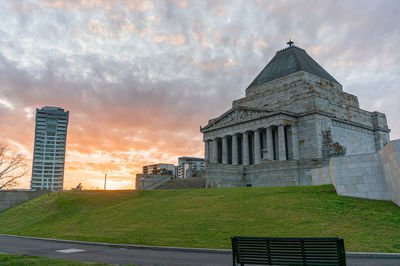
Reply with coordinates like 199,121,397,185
231,236,346,266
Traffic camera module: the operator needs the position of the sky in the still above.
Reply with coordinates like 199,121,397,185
1,0,399,190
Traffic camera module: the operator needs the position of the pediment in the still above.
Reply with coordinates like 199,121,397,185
201,106,274,131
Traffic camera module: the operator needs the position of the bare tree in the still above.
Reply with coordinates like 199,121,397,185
0,144,27,190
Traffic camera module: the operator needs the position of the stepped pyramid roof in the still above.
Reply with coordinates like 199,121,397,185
248,43,340,88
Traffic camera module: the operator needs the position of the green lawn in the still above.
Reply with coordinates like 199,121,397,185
0,253,109,265
0,185,399,253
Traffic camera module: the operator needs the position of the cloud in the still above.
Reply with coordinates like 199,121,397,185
175,0,189,8
154,34,186,46
0,0,399,189
0,98,15,110
42,0,149,11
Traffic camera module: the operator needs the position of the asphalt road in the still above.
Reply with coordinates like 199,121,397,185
1,234,400,266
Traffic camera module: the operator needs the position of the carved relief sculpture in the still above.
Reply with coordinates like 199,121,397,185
322,128,346,157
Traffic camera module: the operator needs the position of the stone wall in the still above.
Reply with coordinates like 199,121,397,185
205,164,244,188
0,190,48,212
205,158,329,188
135,174,172,190
305,140,400,207
242,74,322,114
240,72,385,129
379,140,400,206
205,72,389,164
246,161,300,187
242,72,353,112
311,166,332,185
297,114,321,159
204,139,400,208
331,120,376,155
296,159,331,186
329,153,390,201
238,72,389,144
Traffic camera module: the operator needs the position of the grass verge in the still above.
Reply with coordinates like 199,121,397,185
0,253,109,265
0,185,399,252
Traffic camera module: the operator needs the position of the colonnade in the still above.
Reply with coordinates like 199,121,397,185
204,125,298,165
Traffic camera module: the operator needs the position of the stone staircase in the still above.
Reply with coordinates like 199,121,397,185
154,177,206,190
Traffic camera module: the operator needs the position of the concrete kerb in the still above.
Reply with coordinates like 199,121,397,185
0,234,230,254
1,234,400,259
346,252,400,259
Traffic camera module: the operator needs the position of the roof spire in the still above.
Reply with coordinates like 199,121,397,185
287,39,294,47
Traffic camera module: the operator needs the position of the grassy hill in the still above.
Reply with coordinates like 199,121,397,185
0,253,109,266
0,185,399,253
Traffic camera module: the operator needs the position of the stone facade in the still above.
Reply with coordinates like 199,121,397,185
135,174,171,190
0,190,48,212
200,44,391,193
308,140,400,207
206,158,329,188
329,153,390,201
379,140,400,206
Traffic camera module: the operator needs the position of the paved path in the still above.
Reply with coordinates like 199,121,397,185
1,234,400,265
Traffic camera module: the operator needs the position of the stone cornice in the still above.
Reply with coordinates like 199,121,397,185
201,109,390,134
200,107,297,133
297,111,391,133
246,71,343,95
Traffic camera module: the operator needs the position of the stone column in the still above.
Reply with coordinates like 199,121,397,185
278,125,287,161
232,134,238,165
242,132,250,165
289,126,299,160
254,129,261,164
222,136,228,164
204,140,209,162
266,127,274,160
211,139,218,163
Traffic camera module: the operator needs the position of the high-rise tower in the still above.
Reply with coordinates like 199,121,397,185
30,106,69,191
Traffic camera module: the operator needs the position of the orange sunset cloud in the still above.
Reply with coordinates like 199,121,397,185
1,0,399,190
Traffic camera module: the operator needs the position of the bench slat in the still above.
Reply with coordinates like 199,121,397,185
232,236,346,266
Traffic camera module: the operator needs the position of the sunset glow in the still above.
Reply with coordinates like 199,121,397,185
1,1,399,190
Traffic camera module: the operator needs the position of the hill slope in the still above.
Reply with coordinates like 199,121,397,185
0,185,399,252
